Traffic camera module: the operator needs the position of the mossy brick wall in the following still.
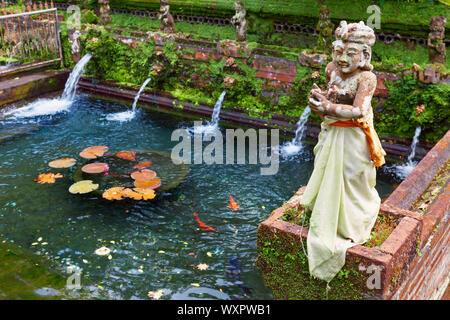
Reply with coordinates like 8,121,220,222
75,0,450,36
0,71,70,107
256,227,371,300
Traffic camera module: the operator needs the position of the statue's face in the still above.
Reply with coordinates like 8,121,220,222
332,41,367,74
234,3,242,10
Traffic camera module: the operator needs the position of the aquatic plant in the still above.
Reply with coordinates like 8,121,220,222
34,173,63,184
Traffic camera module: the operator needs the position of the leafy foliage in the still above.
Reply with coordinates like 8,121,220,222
377,75,450,142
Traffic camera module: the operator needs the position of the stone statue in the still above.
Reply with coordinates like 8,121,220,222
316,5,334,53
428,16,446,64
231,2,248,42
98,0,111,25
158,0,175,34
301,21,386,283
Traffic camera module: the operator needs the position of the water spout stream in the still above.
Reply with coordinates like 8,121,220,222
191,91,227,134
280,106,311,157
3,53,92,119
106,77,151,122
386,126,422,180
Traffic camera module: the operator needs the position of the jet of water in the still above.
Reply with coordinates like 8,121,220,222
385,125,422,180
190,91,227,134
61,53,93,101
132,77,152,113
211,91,227,127
406,126,422,165
3,53,93,119
280,106,311,157
106,77,151,122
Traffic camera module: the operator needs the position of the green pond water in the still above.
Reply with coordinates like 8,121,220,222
0,95,396,300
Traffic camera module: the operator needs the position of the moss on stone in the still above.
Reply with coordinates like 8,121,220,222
256,228,369,300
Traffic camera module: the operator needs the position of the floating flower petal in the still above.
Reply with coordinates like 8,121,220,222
94,246,111,256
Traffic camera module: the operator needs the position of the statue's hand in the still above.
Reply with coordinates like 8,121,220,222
309,90,330,114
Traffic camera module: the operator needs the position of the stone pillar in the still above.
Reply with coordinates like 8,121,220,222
428,16,447,65
316,5,334,53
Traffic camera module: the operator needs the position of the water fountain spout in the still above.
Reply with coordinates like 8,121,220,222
210,91,227,127
3,53,93,119
61,53,93,101
387,125,422,180
106,77,152,122
280,106,311,157
190,91,227,134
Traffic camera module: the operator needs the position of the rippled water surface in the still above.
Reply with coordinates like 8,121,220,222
0,95,396,299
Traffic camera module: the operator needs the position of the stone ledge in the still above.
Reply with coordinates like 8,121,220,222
385,130,450,210
257,128,449,299
0,70,70,107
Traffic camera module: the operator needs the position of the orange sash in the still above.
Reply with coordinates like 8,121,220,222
329,119,385,167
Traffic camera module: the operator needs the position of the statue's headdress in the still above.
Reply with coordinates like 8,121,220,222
333,21,375,71
334,21,376,47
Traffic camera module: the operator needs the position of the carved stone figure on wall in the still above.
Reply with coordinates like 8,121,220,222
428,16,447,64
158,0,175,34
98,0,112,25
68,29,81,63
231,2,248,42
301,21,386,283
316,5,334,53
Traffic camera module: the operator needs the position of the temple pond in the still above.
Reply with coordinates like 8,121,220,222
0,95,396,299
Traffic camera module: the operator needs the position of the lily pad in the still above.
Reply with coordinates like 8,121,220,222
103,187,126,200
73,151,189,196
69,180,99,194
48,158,77,168
134,188,156,200
81,163,109,174
134,161,152,170
79,146,108,159
134,177,162,189
116,151,136,161
35,173,63,184
131,169,157,181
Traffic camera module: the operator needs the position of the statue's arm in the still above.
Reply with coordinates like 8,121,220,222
309,71,377,119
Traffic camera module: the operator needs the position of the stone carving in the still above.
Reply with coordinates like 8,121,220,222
158,0,175,34
316,5,334,53
428,16,446,64
231,2,248,42
98,0,111,25
68,29,81,63
301,21,386,283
